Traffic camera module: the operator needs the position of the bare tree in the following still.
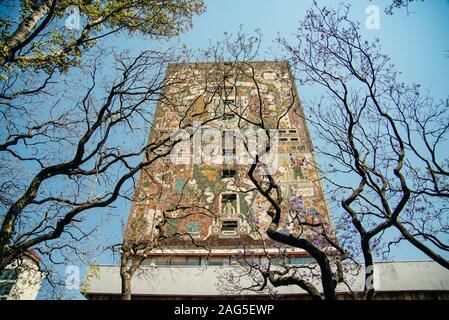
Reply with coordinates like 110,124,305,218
231,63,346,300
0,0,205,69
0,1,209,298
118,31,348,300
381,0,424,14
118,61,243,299
197,30,348,300
115,7,447,300
272,3,448,299
182,9,447,300
0,47,199,285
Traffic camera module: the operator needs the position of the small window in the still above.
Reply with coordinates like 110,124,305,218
221,220,238,231
290,137,299,142
221,169,236,178
186,257,201,266
224,99,235,106
279,137,288,142
222,131,235,150
208,257,227,266
223,86,234,94
222,220,238,230
222,148,235,156
0,269,17,281
288,129,297,134
289,257,315,265
221,220,238,235
235,97,245,107
0,282,14,296
0,269,16,298
271,257,289,265
152,257,170,266
222,113,235,120
167,257,202,266
293,167,303,179
170,257,187,266
222,194,237,203
222,194,238,215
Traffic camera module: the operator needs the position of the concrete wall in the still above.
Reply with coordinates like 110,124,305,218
2,255,43,300
84,261,449,300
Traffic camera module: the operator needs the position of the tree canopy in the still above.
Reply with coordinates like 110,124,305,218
0,0,205,73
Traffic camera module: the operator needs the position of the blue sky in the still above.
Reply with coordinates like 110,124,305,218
98,0,449,254
56,0,449,298
187,0,449,98
2,0,448,298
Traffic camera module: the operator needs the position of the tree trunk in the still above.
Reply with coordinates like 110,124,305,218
1,0,53,65
120,252,143,300
120,265,132,300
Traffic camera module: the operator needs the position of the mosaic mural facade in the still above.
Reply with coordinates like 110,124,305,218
125,61,333,257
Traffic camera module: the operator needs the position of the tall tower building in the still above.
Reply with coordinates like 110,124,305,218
124,61,333,270
83,62,449,300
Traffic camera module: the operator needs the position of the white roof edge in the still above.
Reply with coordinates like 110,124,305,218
143,248,307,255
84,261,449,296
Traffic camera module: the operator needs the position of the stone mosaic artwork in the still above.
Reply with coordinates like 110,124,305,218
126,61,334,249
